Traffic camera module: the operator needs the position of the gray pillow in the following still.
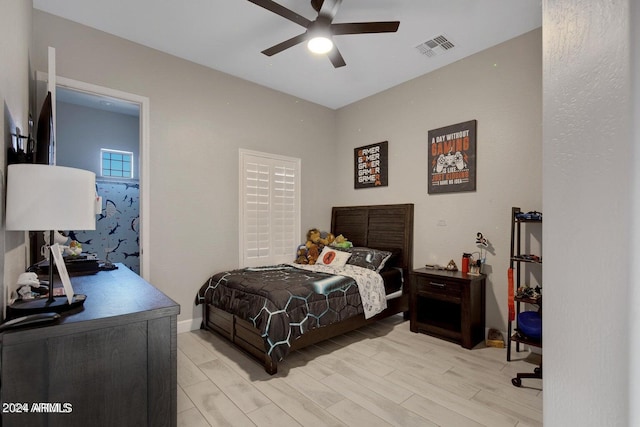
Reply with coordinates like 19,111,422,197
345,247,392,272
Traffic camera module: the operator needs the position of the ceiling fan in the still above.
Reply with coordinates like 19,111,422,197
248,0,400,68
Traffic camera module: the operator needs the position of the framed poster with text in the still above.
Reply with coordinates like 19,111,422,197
354,141,388,189
428,120,477,194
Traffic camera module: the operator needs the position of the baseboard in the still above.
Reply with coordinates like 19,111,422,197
177,317,202,334
529,346,542,355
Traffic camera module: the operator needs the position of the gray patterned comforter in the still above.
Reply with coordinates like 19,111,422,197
196,264,386,361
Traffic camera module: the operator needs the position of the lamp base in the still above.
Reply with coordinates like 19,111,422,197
7,294,86,318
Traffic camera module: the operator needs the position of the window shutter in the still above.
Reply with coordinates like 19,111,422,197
244,160,270,262
240,150,300,267
272,164,297,258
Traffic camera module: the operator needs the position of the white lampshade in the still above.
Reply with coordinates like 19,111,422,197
6,164,97,231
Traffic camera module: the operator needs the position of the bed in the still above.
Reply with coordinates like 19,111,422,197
196,203,414,374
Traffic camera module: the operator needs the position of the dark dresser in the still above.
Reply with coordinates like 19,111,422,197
1,264,180,427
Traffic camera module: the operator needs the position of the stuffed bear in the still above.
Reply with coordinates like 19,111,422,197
306,228,321,247
307,244,320,265
295,228,336,265
295,244,309,264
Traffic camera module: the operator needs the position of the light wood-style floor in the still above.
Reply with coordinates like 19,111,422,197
177,315,542,427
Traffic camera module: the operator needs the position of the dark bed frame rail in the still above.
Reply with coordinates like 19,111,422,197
201,203,414,375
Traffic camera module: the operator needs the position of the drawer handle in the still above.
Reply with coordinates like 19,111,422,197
430,282,446,288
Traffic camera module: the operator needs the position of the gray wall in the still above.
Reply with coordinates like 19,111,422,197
30,9,544,334
32,9,337,324
1,0,32,316
56,101,139,179
334,29,542,334
33,7,544,332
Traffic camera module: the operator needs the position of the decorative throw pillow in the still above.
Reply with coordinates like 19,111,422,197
346,247,392,272
317,246,351,267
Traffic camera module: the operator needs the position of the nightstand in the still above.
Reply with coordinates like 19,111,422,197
410,268,486,349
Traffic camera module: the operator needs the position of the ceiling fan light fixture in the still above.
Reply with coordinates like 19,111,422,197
307,36,333,54
249,0,399,67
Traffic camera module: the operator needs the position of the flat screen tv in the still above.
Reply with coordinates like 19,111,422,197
35,91,53,164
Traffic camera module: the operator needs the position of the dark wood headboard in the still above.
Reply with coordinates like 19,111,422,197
331,204,414,278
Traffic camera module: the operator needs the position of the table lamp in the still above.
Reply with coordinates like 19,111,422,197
5,164,97,315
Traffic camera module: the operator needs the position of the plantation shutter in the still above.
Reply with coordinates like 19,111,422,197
240,150,300,267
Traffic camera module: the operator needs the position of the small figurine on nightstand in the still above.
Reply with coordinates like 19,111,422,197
445,259,458,271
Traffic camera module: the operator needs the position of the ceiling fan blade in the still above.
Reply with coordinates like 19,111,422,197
247,0,312,28
261,33,308,56
327,46,346,68
318,0,341,21
331,21,400,35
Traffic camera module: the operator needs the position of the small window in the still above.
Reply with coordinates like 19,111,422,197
101,149,134,178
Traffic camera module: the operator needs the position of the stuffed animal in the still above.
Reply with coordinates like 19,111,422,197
65,240,83,256
318,231,335,247
307,244,320,265
295,244,309,264
295,228,336,264
331,234,352,249
305,228,333,250
306,228,321,246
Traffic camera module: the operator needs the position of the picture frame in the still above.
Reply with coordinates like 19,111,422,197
50,243,76,304
427,120,477,194
354,141,388,189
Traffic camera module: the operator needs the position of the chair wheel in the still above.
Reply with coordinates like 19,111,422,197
512,377,522,387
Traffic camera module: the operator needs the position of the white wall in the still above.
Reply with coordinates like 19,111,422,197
0,0,32,316
543,0,634,425
32,10,337,324
335,29,542,332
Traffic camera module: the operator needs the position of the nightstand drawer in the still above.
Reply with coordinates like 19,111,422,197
414,275,462,300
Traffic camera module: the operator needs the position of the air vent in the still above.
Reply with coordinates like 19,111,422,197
416,35,455,57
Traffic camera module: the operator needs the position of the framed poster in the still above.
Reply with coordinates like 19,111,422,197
428,120,477,194
354,141,388,189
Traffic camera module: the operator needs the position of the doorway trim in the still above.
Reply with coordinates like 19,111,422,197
43,74,151,280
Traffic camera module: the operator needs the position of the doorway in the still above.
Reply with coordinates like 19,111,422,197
35,75,150,279
58,86,141,273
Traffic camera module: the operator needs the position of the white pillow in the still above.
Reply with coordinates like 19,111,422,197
317,246,351,267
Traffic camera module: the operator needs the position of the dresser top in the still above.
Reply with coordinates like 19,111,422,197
59,264,180,322
2,264,179,343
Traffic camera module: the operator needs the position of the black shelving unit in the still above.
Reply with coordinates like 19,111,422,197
507,206,542,387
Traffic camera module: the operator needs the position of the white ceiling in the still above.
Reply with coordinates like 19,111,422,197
33,0,542,110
